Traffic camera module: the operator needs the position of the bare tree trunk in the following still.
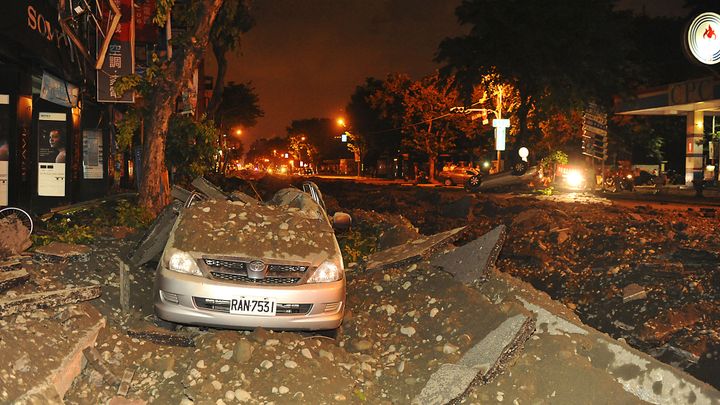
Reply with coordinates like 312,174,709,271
139,0,225,215
207,44,228,120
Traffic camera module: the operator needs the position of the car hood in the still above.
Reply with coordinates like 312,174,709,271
167,199,339,266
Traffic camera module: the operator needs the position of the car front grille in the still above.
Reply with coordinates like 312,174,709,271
210,272,301,285
204,258,246,272
204,257,308,285
193,297,312,315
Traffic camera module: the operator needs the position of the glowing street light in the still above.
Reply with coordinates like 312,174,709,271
235,129,242,136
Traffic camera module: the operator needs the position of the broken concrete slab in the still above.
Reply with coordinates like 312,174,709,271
413,314,535,405
0,285,101,317
430,225,506,284
3,303,105,403
474,269,720,404
364,226,466,272
0,269,30,292
0,216,32,257
33,241,91,259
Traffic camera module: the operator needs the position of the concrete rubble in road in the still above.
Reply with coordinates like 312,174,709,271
1,303,105,404
430,225,506,284
363,226,466,271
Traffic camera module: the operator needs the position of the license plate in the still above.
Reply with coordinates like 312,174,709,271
229,298,276,316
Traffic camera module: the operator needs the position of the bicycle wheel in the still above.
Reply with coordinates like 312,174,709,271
0,207,34,235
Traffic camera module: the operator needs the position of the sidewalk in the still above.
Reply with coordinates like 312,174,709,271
595,185,720,206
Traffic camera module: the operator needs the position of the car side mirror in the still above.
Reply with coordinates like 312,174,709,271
331,212,352,230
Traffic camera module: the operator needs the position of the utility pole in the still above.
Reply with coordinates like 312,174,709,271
451,86,508,173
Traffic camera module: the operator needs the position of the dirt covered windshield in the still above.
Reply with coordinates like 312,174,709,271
169,188,336,262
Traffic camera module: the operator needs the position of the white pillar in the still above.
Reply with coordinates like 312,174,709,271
685,111,704,185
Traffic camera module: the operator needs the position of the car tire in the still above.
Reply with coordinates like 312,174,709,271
443,178,453,186
511,161,528,176
464,175,482,192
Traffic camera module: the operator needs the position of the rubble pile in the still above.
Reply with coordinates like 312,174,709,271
314,180,720,389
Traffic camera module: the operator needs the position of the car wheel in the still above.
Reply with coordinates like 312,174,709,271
511,161,528,176
464,175,482,192
443,178,453,186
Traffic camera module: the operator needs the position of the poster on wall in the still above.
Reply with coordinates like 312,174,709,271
37,112,67,197
83,129,104,179
0,94,9,206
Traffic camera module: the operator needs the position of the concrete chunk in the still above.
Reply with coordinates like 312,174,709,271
412,364,477,405
430,225,506,284
414,314,535,405
0,285,101,317
5,304,105,403
364,227,466,271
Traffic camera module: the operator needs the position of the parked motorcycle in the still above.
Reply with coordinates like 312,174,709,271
604,173,634,192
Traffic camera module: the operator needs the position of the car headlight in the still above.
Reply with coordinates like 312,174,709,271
163,248,202,276
307,259,343,283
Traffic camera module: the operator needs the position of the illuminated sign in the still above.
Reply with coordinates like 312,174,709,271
686,12,720,65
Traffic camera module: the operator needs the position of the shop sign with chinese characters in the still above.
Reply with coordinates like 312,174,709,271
97,0,135,103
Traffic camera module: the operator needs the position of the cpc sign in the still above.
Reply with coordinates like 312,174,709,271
686,12,720,65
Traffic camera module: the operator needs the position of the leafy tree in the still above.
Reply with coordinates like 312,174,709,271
245,137,287,166
115,0,225,215
346,78,402,169
286,119,350,163
216,81,264,130
288,134,318,168
166,114,219,183
437,0,635,147
370,73,469,181
207,0,255,119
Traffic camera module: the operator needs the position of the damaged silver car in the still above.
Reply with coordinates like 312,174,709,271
135,179,350,332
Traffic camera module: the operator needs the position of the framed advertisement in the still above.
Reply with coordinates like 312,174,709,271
37,112,67,197
83,129,104,179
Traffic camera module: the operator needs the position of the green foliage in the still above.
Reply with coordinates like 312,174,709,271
33,218,95,245
154,0,175,26
336,221,384,266
166,114,219,183
32,198,153,245
115,110,141,151
537,186,554,196
539,150,569,169
115,200,153,228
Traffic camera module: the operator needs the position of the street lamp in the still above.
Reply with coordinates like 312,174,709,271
236,129,242,136
337,117,361,177
451,87,507,172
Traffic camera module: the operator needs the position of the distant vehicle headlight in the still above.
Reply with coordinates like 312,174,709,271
626,174,633,179
565,169,584,188
164,248,202,276
308,259,343,283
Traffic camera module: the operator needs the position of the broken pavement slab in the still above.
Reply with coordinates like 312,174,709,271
0,268,30,292
2,303,106,403
0,285,102,317
363,226,467,271
33,241,91,259
430,225,506,284
413,314,535,405
473,269,720,404
623,283,648,303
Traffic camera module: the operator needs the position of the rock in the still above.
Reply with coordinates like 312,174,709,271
301,348,312,359
623,283,647,303
319,350,334,361
260,360,273,369
400,326,416,337
352,339,372,352
284,360,298,369
235,388,252,402
443,343,459,354
212,380,222,390
233,340,254,363
279,386,290,394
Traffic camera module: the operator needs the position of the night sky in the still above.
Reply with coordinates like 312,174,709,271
207,0,689,146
